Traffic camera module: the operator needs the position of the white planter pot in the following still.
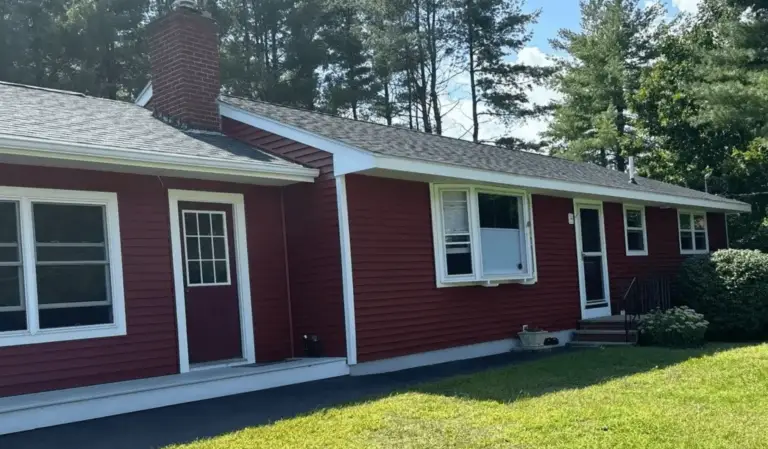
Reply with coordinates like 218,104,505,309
518,331,550,350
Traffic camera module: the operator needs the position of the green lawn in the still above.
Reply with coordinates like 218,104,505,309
168,344,768,449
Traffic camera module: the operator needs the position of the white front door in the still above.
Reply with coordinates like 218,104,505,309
574,200,612,319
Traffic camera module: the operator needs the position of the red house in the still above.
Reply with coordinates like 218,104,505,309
0,2,749,435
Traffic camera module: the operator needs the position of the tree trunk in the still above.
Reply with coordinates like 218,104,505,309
428,0,441,135
384,79,393,126
467,9,479,143
414,0,432,133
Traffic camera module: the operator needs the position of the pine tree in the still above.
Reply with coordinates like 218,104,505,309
547,0,664,169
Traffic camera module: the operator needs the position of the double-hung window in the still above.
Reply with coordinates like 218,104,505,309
431,185,535,286
0,187,125,347
623,205,648,256
679,211,708,254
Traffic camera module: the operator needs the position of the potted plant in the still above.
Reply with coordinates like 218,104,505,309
518,325,551,350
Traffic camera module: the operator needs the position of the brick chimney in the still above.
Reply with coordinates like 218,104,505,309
148,1,221,130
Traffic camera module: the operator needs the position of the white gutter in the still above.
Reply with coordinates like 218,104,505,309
0,134,319,184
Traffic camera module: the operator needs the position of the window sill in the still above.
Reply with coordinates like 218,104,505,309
436,276,537,289
0,324,126,348
681,249,710,255
626,250,648,257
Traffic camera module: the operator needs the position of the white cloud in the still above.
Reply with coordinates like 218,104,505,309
672,0,701,14
441,46,560,145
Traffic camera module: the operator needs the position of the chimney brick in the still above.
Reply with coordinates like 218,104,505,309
148,7,221,130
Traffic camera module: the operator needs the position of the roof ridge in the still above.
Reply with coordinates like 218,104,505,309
0,81,86,97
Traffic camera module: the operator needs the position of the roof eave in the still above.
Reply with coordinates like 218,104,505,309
0,134,319,184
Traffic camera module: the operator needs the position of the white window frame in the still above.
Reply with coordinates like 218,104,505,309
678,210,709,255
0,187,126,347
623,204,648,256
429,184,537,288
181,210,232,287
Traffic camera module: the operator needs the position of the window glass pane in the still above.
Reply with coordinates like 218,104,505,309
584,255,605,301
579,208,602,253
0,201,19,243
626,209,643,228
36,265,109,306
0,266,22,308
211,214,225,236
695,232,707,250
215,261,228,283
441,191,469,234
0,311,26,332
679,213,691,230
39,306,112,329
445,244,472,276
681,232,693,250
694,215,706,231
184,212,198,235
33,204,105,243
36,246,105,262
201,261,215,284
188,261,202,285
0,246,18,262
627,230,645,251
200,237,213,260
186,237,200,260
478,193,519,229
213,237,226,260
198,213,212,236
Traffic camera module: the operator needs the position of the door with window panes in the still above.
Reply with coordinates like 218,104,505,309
180,202,242,364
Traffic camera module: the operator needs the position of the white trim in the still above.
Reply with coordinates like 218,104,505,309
623,204,649,256
678,210,710,255
134,82,153,107
0,187,126,347
219,103,376,176
349,330,574,376
335,175,357,365
181,210,232,287
168,189,256,373
429,183,536,287
0,358,349,436
573,199,611,320
376,157,750,213
725,214,731,248
0,134,318,184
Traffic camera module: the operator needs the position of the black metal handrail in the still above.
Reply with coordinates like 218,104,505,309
620,275,673,342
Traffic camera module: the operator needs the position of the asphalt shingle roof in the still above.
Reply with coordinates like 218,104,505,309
221,95,746,208
0,82,300,168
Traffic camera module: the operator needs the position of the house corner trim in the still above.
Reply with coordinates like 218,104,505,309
335,175,357,365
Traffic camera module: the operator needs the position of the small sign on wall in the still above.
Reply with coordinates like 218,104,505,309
568,213,575,225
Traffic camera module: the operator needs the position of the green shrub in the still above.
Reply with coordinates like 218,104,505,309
679,249,768,340
638,307,708,347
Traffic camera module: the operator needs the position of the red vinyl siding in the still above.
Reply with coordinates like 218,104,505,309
222,117,347,357
346,175,731,362
346,175,581,362
0,162,291,397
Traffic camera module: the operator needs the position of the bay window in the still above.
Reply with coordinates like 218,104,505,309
679,210,708,254
431,185,535,286
0,188,125,346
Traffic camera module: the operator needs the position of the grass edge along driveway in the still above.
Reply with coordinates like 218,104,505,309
167,344,768,449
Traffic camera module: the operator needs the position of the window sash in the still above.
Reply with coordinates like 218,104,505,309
182,210,232,287
432,185,534,285
679,211,708,253
623,205,647,255
0,188,125,346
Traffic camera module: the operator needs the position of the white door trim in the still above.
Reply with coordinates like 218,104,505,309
168,189,256,373
573,199,612,319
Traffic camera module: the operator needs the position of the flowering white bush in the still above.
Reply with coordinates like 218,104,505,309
638,307,709,347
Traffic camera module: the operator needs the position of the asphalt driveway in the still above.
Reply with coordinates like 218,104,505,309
0,349,565,449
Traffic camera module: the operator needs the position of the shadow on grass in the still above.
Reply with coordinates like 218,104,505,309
0,344,747,449
413,344,744,404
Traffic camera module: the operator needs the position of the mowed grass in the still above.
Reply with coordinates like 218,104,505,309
167,344,768,449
